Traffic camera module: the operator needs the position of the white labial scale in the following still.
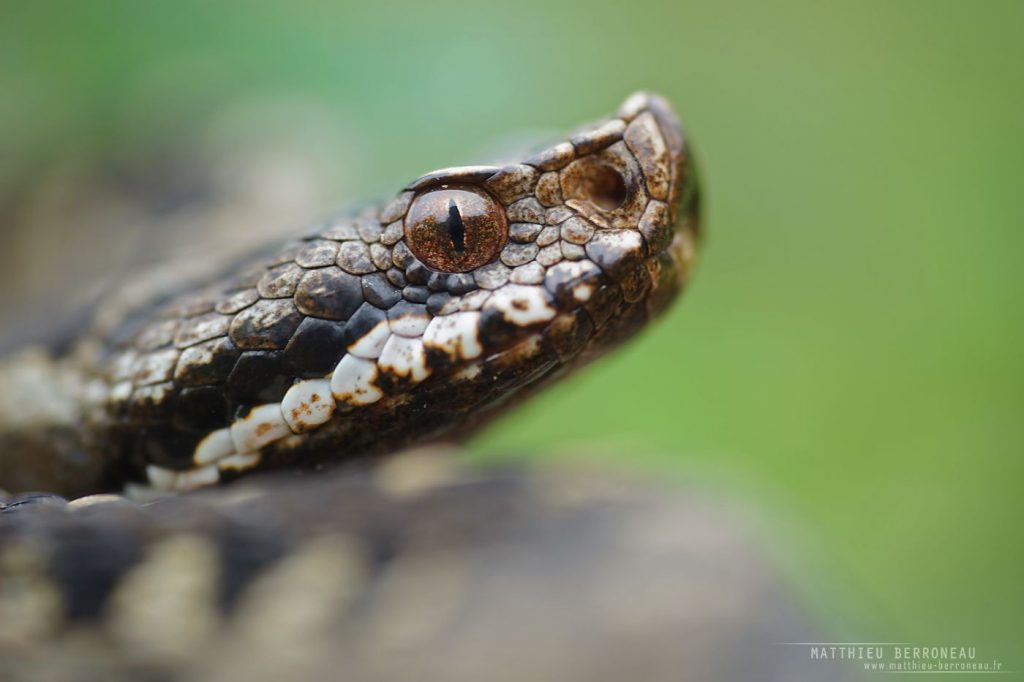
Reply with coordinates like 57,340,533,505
573,283,594,302
193,428,235,465
458,289,491,312
218,452,261,473
230,403,292,453
422,312,483,360
485,285,557,326
378,335,431,383
389,313,430,338
281,379,335,433
331,354,384,405
145,465,179,492
348,320,391,359
175,465,220,491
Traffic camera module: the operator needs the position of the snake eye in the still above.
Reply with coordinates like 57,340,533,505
403,186,508,273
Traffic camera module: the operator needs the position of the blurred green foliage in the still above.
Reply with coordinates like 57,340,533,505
2,0,1021,671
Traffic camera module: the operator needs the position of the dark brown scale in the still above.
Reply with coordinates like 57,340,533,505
360,272,402,309
402,285,430,303
582,284,624,329
404,259,433,285
385,268,407,288
228,299,303,350
448,274,476,295
426,292,452,315
426,272,448,291
257,263,305,299
126,383,178,425
548,309,597,362
174,312,230,350
294,240,340,268
294,267,363,319
130,348,179,386
224,350,292,406
215,289,259,315
173,337,240,387
284,317,348,377
174,386,230,432
133,426,203,469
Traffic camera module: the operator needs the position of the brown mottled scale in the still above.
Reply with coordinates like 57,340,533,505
5,92,702,496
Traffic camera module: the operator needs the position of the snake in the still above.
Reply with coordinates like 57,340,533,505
0,90,700,499
0,93,830,682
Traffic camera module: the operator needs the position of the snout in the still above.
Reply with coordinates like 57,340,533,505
616,92,701,314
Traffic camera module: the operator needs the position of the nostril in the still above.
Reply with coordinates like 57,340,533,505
562,156,629,213
583,164,628,211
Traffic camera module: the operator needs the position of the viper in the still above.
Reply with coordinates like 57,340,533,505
0,91,700,499
0,94,802,682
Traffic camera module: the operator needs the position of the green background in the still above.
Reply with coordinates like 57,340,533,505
3,0,1021,674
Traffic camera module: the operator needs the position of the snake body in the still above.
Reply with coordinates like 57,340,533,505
0,94,839,682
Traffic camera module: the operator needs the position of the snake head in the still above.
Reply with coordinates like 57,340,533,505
103,92,701,494
395,91,701,369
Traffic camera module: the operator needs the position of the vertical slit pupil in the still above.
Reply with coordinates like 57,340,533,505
446,199,466,253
